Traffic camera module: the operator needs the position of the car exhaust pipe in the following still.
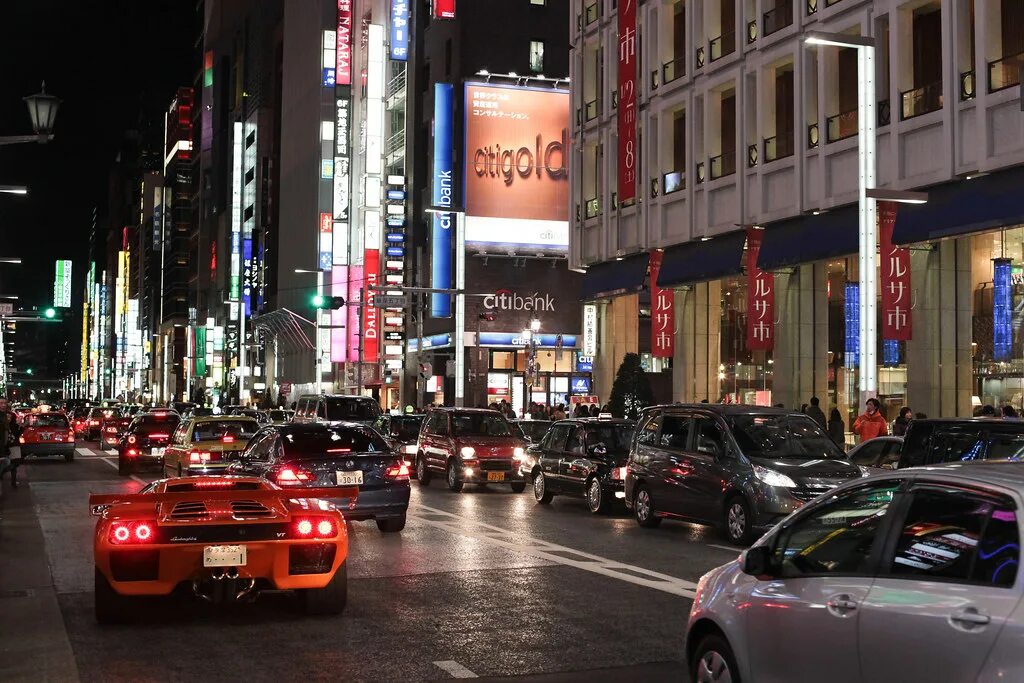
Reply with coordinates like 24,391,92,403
192,581,214,603
211,567,226,580
234,578,257,601
225,567,240,580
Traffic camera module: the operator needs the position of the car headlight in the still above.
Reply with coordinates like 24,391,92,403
403,444,417,454
460,446,476,459
752,463,796,488
513,447,525,460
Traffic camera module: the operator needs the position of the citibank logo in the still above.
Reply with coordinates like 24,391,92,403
483,289,555,312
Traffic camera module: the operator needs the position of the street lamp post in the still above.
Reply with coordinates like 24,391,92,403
522,319,541,416
295,269,326,394
0,84,61,146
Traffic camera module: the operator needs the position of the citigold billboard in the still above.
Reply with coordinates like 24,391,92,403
463,83,569,252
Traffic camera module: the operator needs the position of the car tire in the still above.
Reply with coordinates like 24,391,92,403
118,459,130,476
586,477,610,515
298,560,348,615
446,459,464,493
376,515,406,533
94,568,129,625
65,451,74,463
510,482,526,493
691,633,741,683
533,470,553,504
633,485,661,528
415,454,432,485
724,495,755,546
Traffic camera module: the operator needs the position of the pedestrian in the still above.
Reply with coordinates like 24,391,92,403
0,397,21,488
853,398,888,442
590,404,601,417
805,396,827,429
553,404,567,420
1002,405,1019,419
800,403,809,415
893,406,913,436
981,404,997,417
827,408,845,446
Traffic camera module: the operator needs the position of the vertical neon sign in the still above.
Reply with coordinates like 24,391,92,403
431,83,454,318
994,258,1012,362
844,282,859,369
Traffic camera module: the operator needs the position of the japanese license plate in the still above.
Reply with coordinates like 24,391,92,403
40,432,53,441
336,470,364,486
203,545,246,567
487,472,506,482
151,447,165,456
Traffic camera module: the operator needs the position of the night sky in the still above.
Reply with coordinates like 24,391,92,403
0,1,197,380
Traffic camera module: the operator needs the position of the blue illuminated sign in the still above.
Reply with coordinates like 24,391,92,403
431,83,454,317
570,377,592,394
844,282,859,369
243,237,253,316
478,333,578,348
386,247,405,258
994,258,1012,361
386,233,404,243
322,68,336,87
390,0,409,61
408,333,452,352
387,189,406,200
387,217,404,227
576,354,594,372
883,340,900,367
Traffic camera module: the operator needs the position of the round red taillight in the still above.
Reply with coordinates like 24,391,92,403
127,435,136,444
134,523,152,541
317,520,334,537
296,519,313,536
112,525,130,543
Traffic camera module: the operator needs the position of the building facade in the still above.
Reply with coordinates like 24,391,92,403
571,0,1024,428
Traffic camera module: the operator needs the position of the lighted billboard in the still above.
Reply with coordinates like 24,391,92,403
463,83,570,252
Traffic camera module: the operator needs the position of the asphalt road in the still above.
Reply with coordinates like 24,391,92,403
7,442,743,682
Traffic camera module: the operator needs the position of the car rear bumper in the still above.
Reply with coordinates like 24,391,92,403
96,539,347,595
20,443,75,457
321,485,411,520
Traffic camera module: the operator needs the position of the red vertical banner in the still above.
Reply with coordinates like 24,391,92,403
337,0,352,86
617,0,637,203
648,251,675,358
879,202,912,340
746,228,775,351
363,249,380,363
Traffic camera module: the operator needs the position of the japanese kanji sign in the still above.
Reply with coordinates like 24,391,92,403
648,250,674,358
879,201,912,340
617,0,637,203
746,228,774,351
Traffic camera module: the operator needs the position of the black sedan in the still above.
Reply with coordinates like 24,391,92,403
117,410,181,475
524,417,635,514
373,413,425,460
227,422,411,532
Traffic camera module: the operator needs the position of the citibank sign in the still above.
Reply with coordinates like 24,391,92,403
483,289,554,312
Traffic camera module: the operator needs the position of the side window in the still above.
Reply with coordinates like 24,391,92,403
986,431,1024,462
316,400,327,419
175,422,191,445
659,415,691,449
434,414,449,436
885,486,1019,588
692,416,725,458
850,441,885,467
244,432,274,461
878,442,902,469
547,424,570,452
773,482,900,577
636,415,661,446
566,427,585,455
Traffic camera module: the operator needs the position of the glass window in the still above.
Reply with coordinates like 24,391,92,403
693,416,726,458
987,431,1024,461
584,424,635,454
566,427,585,455
451,412,512,437
773,483,899,577
192,420,258,442
323,397,381,421
26,414,69,428
636,415,661,446
729,413,845,460
244,432,275,461
388,415,424,440
519,420,552,443
887,487,1019,588
546,424,571,451
491,351,515,370
281,427,389,456
659,415,691,449
529,40,545,72
850,441,886,467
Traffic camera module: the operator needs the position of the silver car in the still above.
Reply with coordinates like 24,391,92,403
686,462,1024,683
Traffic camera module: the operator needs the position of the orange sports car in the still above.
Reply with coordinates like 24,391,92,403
89,476,357,623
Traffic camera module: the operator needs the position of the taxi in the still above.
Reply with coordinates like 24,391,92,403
162,416,259,477
18,412,76,462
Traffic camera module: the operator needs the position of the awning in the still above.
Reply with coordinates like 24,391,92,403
893,165,1024,245
580,252,650,300
757,205,859,270
249,308,315,352
656,230,746,288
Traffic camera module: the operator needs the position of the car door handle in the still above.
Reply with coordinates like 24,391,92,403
826,594,859,616
950,608,991,629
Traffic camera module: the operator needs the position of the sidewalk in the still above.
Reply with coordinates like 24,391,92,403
0,476,80,682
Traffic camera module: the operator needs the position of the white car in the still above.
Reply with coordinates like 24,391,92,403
686,462,1024,682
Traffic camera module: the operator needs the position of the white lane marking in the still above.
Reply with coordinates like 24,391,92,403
411,504,697,598
708,544,742,553
98,457,148,485
433,661,479,679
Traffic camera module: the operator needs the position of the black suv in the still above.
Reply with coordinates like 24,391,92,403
525,418,635,513
625,404,861,544
898,418,1024,467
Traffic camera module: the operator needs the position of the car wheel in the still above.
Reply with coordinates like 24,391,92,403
724,496,755,546
446,459,464,493
64,451,74,463
510,482,526,493
117,459,130,476
376,515,406,533
586,477,610,514
691,633,741,683
297,560,348,615
633,485,661,528
416,454,432,485
533,470,553,504
94,568,129,624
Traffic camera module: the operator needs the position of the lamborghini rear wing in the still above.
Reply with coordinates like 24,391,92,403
89,487,359,516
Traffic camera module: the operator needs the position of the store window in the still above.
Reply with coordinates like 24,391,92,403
529,40,545,72
491,351,515,370
720,275,773,404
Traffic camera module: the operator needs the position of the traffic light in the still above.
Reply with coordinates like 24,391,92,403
43,308,56,319
312,295,346,310
25,368,33,375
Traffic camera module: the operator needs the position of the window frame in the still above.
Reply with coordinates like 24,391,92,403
658,412,693,451
529,39,545,73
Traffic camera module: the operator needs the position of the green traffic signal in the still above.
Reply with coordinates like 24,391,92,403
25,368,33,375
312,294,326,308
43,308,56,319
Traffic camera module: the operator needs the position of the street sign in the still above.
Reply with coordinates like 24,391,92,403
374,295,409,307
0,303,12,316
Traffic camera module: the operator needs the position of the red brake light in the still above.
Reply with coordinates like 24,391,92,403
67,431,75,442
17,436,25,444
149,433,168,439
296,519,313,536
89,420,99,425
326,448,352,453
276,467,313,485
108,521,155,545
189,451,212,463
127,435,137,444
134,523,153,541
293,517,336,539
316,519,335,536
385,463,410,479
127,449,138,456
191,479,237,488
222,435,235,443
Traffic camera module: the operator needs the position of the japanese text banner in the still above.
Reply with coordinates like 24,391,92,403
746,228,774,351
617,0,637,203
879,202,912,341
648,251,674,358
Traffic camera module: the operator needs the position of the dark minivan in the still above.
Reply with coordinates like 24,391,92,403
898,418,1024,468
292,394,382,426
625,404,862,544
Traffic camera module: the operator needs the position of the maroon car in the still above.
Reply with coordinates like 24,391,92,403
117,410,181,475
413,408,527,493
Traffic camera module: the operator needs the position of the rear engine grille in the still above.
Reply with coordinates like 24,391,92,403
791,486,833,503
478,459,512,471
289,544,337,575
169,501,209,520
231,500,273,518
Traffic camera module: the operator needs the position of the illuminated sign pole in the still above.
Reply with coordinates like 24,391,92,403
431,83,454,318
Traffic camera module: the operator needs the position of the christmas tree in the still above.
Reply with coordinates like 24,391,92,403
607,352,654,420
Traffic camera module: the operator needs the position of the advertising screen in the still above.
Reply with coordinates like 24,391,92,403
463,83,569,253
